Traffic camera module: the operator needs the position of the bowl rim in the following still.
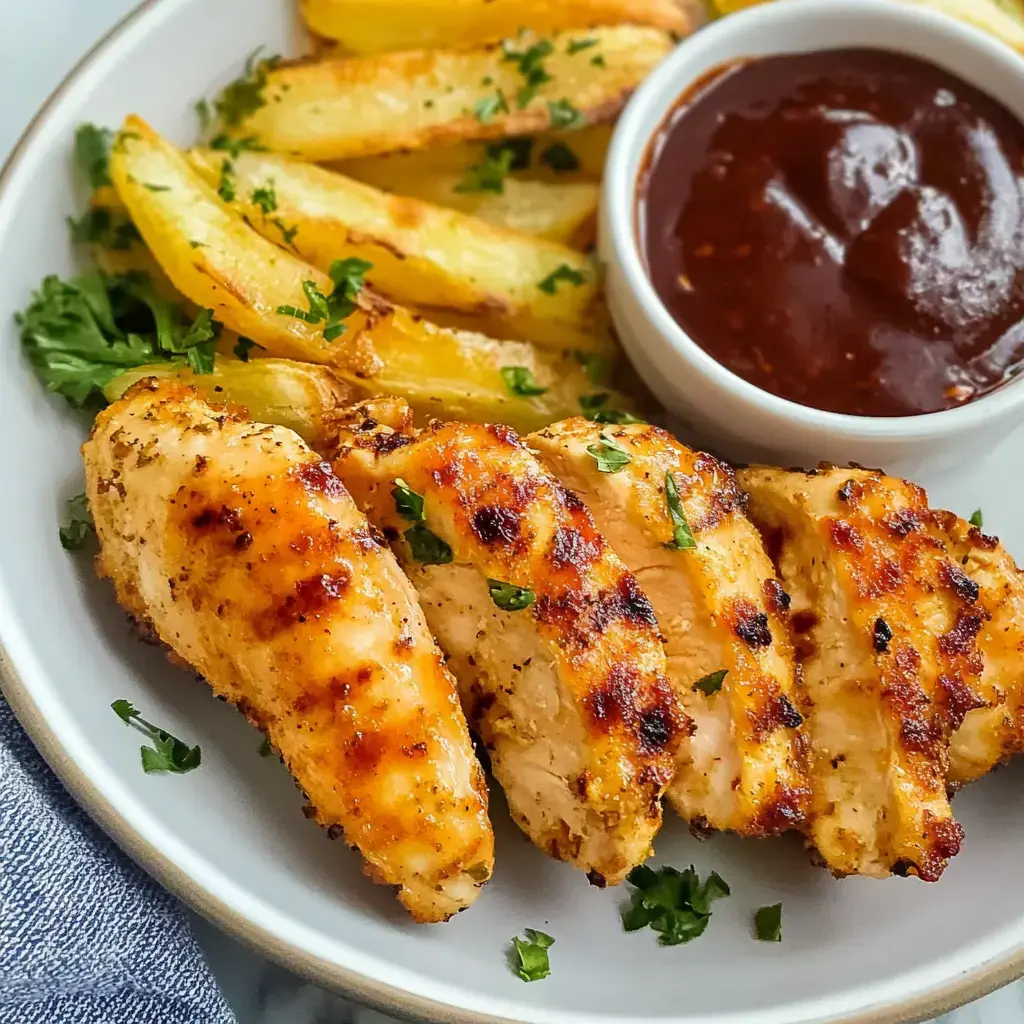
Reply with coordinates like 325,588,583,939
604,0,1024,442
2,1,1024,1022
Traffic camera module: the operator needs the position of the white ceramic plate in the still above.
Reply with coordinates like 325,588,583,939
3,2,1024,1022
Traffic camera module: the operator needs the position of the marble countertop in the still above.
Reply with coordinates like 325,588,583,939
2,3,1022,1022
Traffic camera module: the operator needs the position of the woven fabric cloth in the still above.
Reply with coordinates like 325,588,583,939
0,696,236,1024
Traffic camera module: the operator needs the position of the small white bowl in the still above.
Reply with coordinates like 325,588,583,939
602,0,1024,475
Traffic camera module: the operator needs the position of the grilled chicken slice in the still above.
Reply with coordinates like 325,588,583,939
923,511,1024,786
331,401,690,886
528,419,809,836
738,466,986,881
83,380,493,921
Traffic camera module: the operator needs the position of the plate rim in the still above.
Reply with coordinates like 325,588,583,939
1,1,1023,1021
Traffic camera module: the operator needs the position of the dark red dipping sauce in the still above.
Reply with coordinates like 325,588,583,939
638,49,1024,417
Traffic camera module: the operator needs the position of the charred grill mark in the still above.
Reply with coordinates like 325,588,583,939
940,561,981,603
345,729,388,772
292,672,361,713
938,674,987,730
369,431,416,456
748,784,809,836
763,577,791,615
295,460,347,501
836,478,861,504
873,617,893,653
256,567,353,638
471,505,521,546
485,423,522,448
829,519,864,551
191,503,244,532
534,575,659,648
584,664,689,755
882,508,921,537
556,485,588,514
731,600,772,649
548,525,603,571
750,691,804,739
937,612,983,657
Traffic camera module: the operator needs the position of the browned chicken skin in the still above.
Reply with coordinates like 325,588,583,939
528,418,809,837
331,400,691,886
83,380,494,921
739,466,986,881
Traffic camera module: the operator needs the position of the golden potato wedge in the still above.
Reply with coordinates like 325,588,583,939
336,124,611,185
103,358,355,450
339,163,599,247
188,148,604,350
108,115,389,366
223,27,673,161
901,0,1024,48
353,306,634,431
301,0,691,53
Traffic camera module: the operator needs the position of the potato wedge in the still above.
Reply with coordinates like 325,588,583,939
301,0,691,53
223,27,673,161
103,358,355,450
336,124,611,185
352,306,634,431
109,115,386,366
338,165,598,247
901,0,1024,48
188,148,604,350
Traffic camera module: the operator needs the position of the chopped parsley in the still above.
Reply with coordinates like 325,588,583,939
404,523,453,565
391,478,425,521
509,929,554,982
566,37,598,55
488,579,536,612
473,90,510,124
273,218,298,245
969,508,984,528
213,47,279,128
500,366,548,397
209,134,266,158
585,433,631,474
233,336,263,362
664,470,696,550
251,183,277,214
754,903,782,942
540,142,580,172
547,99,583,129
276,258,371,341
68,207,141,251
74,123,113,189
578,393,642,425
258,736,274,757
59,493,94,550
217,159,236,203
591,54,607,68
622,863,730,946
574,350,607,385
195,98,212,133
142,183,171,192
502,38,554,108
456,147,513,195
490,137,534,170
693,669,727,696
111,699,202,775
15,271,218,408
538,263,586,294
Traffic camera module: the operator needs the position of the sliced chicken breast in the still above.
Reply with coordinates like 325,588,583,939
332,402,691,886
738,465,986,881
528,418,809,836
923,510,1024,786
84,379,493,921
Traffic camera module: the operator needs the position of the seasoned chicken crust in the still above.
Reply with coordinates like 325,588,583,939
332,402,691,886
83,380,493,921
739,466,986,881
528,418,809,837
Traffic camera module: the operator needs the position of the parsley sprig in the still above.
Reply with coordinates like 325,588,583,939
74,124,114,189
68,207,141,251
455,139,534,195
509,929,554,982
502,38,554,109
538,263,586,294
473,90,510,124
390,478,453,565
276,258,371,342
501,366,548,397
16,271,218,408
213,47,279,128
111,699,202,775
488,579,536,612
585,433,631,473
578,393,642,425
622,863,730,945
754,903,782,942
59,493,94,550
969,508,984,528
693,669,727,695
664,470,696,550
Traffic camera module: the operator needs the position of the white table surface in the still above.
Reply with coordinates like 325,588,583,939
2,3,1023,1023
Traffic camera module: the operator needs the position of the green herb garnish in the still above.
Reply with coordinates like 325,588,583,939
578,393,642,425
455,147,513,194
490,137,534,170
209,134,266,158
574,350,607,385
195,98,212,134
276,259,371,341
969,508,984,528
15,271,219,408
473,90,510,124
547,99,583,129
488,579,536,612
500,366,548,397
566,37,598,54
754,903,782,942
233,337,263,362
251,183,277,214
111,699,202,775
74,124,113,189
502,38,554,108
404,523,454,565
585,433,631,474
509,929,554,982
258,736,274,757
664,470,696,550
538,263,585,294
392,478,425,521
693,669,727,696
68,207,141,251
622,864,730,945
591,54,607,68
540,142,580,172
273,219,298,245
213,47,279,128
59,493,94,550
217,159,236,202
